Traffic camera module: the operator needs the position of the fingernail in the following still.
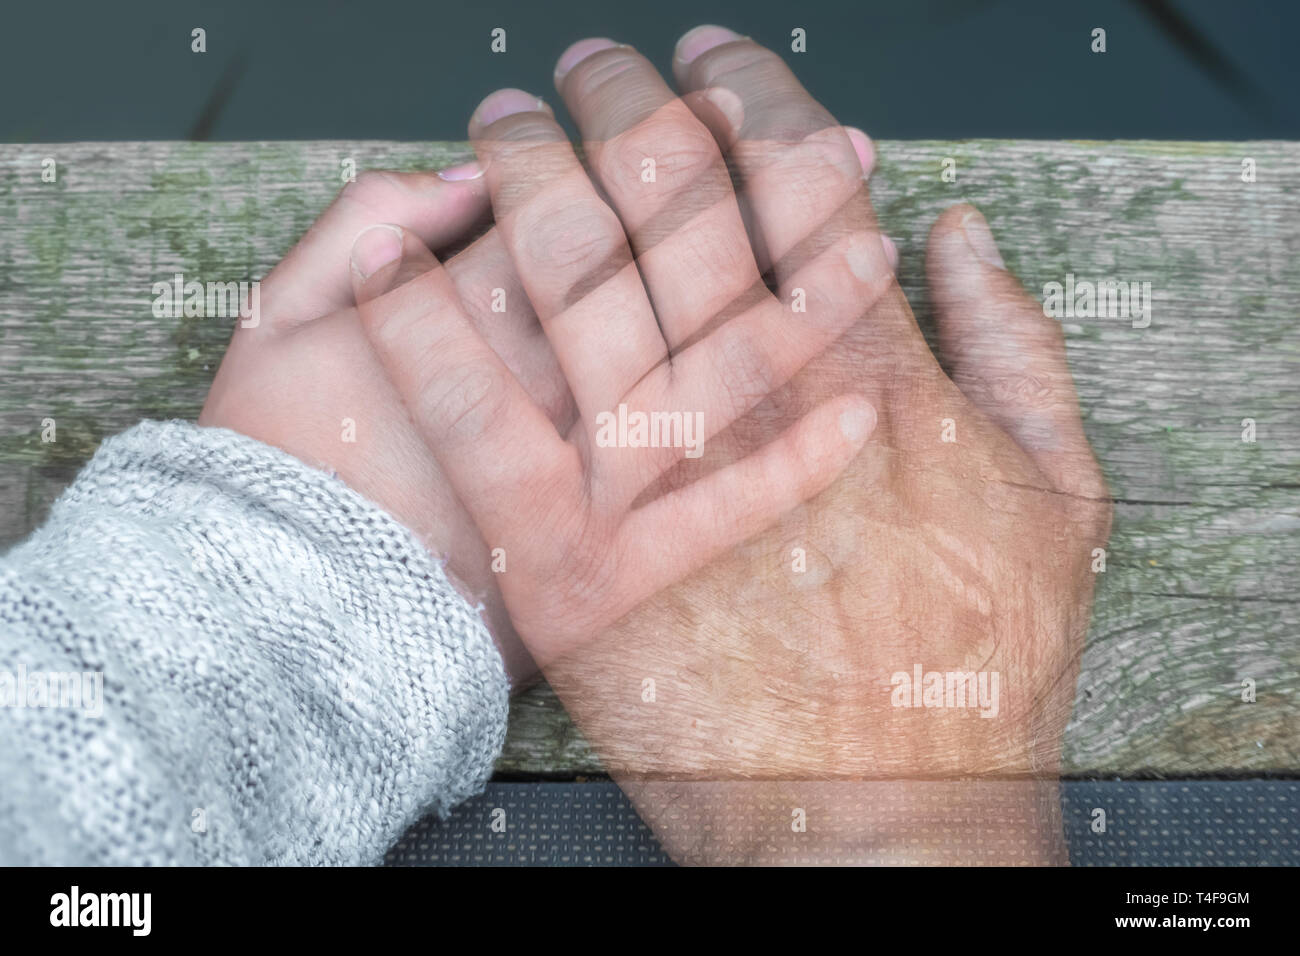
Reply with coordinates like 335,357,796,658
845,127,874,175
437,160,485,182
880,234,898,270
473,89,547,129
702,86,745,133
844,232,889,282
351,224,404,281
555,37,619,81
676,25,741,64
961,209,1005,269
839,401,878,444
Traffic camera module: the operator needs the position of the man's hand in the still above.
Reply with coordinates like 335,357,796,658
529,28,1113,863
434,31,1107,868
342,25,1111,864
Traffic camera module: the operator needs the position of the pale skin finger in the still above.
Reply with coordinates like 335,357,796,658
445,227,576,430
616,394,876,603
610,229,891,504
351,228,578,545
259,168,489,330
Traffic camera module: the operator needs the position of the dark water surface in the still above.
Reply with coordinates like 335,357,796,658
2,0,1296,142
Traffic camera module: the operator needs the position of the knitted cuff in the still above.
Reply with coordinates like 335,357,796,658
0,420,508,864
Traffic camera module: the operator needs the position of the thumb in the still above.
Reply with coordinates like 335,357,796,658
349,223,441,306
926,204,1105,499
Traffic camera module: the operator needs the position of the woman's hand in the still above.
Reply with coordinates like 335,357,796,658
200,168,574,684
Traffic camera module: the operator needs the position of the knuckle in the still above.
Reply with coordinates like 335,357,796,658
516,196,625,279
419,365,508,443
716,329,777,410
686,42,779,88
684,223,759,292
490,112,560,145
793,232,879,320
984,371,1059,410
492,142,577,212
605,118,721,194
564,47,645,104
488,115,568,182
775,128,862,200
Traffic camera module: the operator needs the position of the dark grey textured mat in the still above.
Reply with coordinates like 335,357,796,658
388,781,671,866
385,780,1300,866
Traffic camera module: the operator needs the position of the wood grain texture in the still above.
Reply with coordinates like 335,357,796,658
1,140,1296,776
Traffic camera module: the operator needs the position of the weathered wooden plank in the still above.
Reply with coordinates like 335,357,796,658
1,140,1297,776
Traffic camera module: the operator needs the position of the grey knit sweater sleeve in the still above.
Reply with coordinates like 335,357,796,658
0,421,508,865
